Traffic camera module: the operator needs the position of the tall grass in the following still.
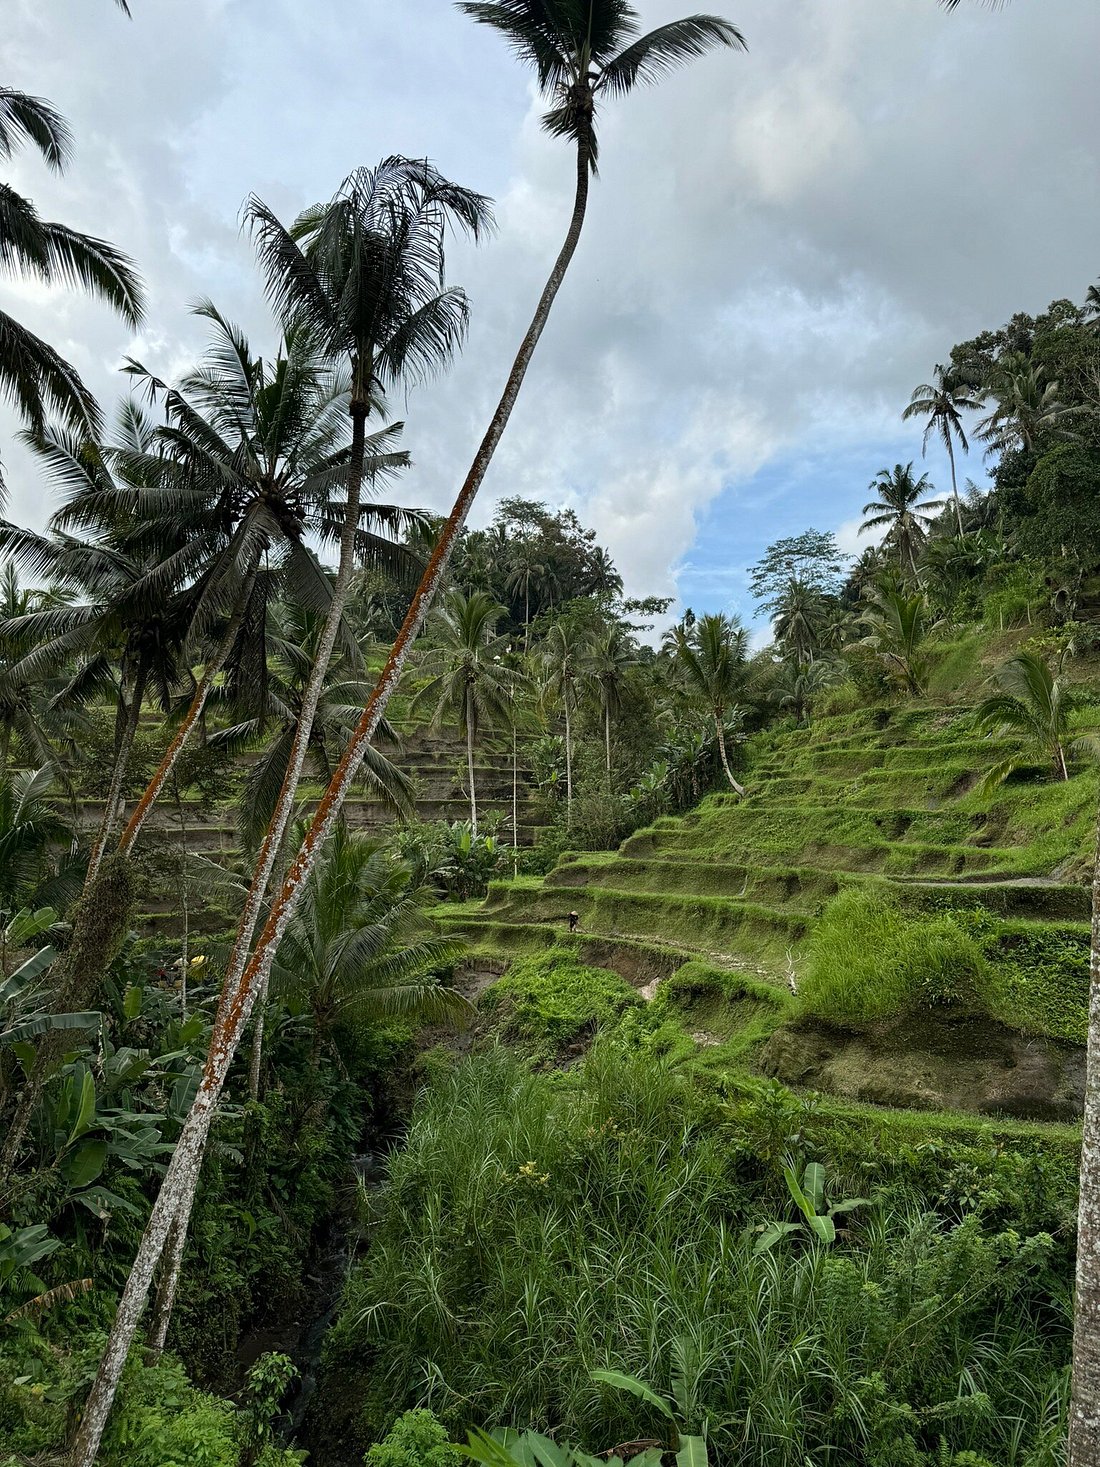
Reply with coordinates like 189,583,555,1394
798,888,990,1024
326,1049,1070,1466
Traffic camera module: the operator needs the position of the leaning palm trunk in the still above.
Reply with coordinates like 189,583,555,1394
715,710,746,797
1069,793,1100,1465
71,138,593,1467
118,561,260,859
119,406,372,1352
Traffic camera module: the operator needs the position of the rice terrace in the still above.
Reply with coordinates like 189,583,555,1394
3,2,1100,1465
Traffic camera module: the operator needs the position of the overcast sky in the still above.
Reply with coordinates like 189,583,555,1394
3,0,1098,628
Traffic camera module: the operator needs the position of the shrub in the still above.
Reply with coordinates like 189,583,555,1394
480,950,642,1061
799,888,991,1025
365,1408,462,1467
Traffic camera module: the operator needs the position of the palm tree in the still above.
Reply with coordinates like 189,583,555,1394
0,421,198,881
414,589,519,835
506,542,556,647
977,357,1075,457
671,613,747,795
588,623,638,785
73,19,746,1453
1085,279,1100,334
772,577,826,665
773,658,840,727
858,585,934,697
267,824,467,1068
210,162,489,991
110,303,416,859
861,464,943,579
975,652,1098,788
0,767,76,916
902,363,984,536
0,86,143,442
587,546,623,597
540,619,594,822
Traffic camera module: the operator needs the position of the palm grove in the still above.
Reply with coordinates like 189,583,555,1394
4,3,1100,1467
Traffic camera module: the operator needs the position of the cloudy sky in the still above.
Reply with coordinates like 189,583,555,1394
3,0,1099,629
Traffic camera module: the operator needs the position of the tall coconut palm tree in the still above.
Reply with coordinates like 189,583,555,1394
773,577,827,665
73,18,746,1453
0,420,199,880
902,363,984,536
107,303,416,859
588,623,638,784
222,160,489,997
975,652,1098,789
70,161,491,1466
860,464,943,580
671,612,748,795
0,87,143,442
540,619,594,823
587,545,623,597
414,589,519,835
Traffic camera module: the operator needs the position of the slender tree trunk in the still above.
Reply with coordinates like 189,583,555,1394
248,999,266,1102
86,660,148,888
604,701,611,781
512,721,518,848
564,687,573,825
119,561,259,859
1069,792,1100,1465
1057,742,1070,782
146,1208,187,1360
71,132,593,1466
715,710,746,797
947,439,964,538
467,690,478,837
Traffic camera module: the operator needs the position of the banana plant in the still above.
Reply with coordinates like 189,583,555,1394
460,1426,663,1467
752,1159,868,1253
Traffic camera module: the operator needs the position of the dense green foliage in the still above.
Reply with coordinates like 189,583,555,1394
324,1049,1076,1467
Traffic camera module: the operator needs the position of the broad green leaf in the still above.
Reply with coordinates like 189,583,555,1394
64,1138,107,1189
807,1213,836,1246
828,1197,868,1217
802,1161,826,1215
752,1220,801,1255
591,1369,675,1420
122,985,143,1021
72,1186,140,1219
69,1068,96,1141
783,1164,815,1223
676,1436,708,1467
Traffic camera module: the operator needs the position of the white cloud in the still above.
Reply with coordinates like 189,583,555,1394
2,0,1097,612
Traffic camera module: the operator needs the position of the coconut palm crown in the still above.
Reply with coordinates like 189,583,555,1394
458,0,745,168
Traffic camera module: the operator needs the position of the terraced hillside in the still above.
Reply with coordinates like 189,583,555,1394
438,702,1099,1120
87,730,540,938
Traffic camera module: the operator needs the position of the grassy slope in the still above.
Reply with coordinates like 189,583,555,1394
438,631,1100,1126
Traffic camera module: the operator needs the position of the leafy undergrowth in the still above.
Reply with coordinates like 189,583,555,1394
320,1046,1076,1467
479,950,644,1063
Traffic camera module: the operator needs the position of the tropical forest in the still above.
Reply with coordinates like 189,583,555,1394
3,2,1100,1465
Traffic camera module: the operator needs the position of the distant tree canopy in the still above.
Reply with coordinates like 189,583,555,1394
748,530,845,613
